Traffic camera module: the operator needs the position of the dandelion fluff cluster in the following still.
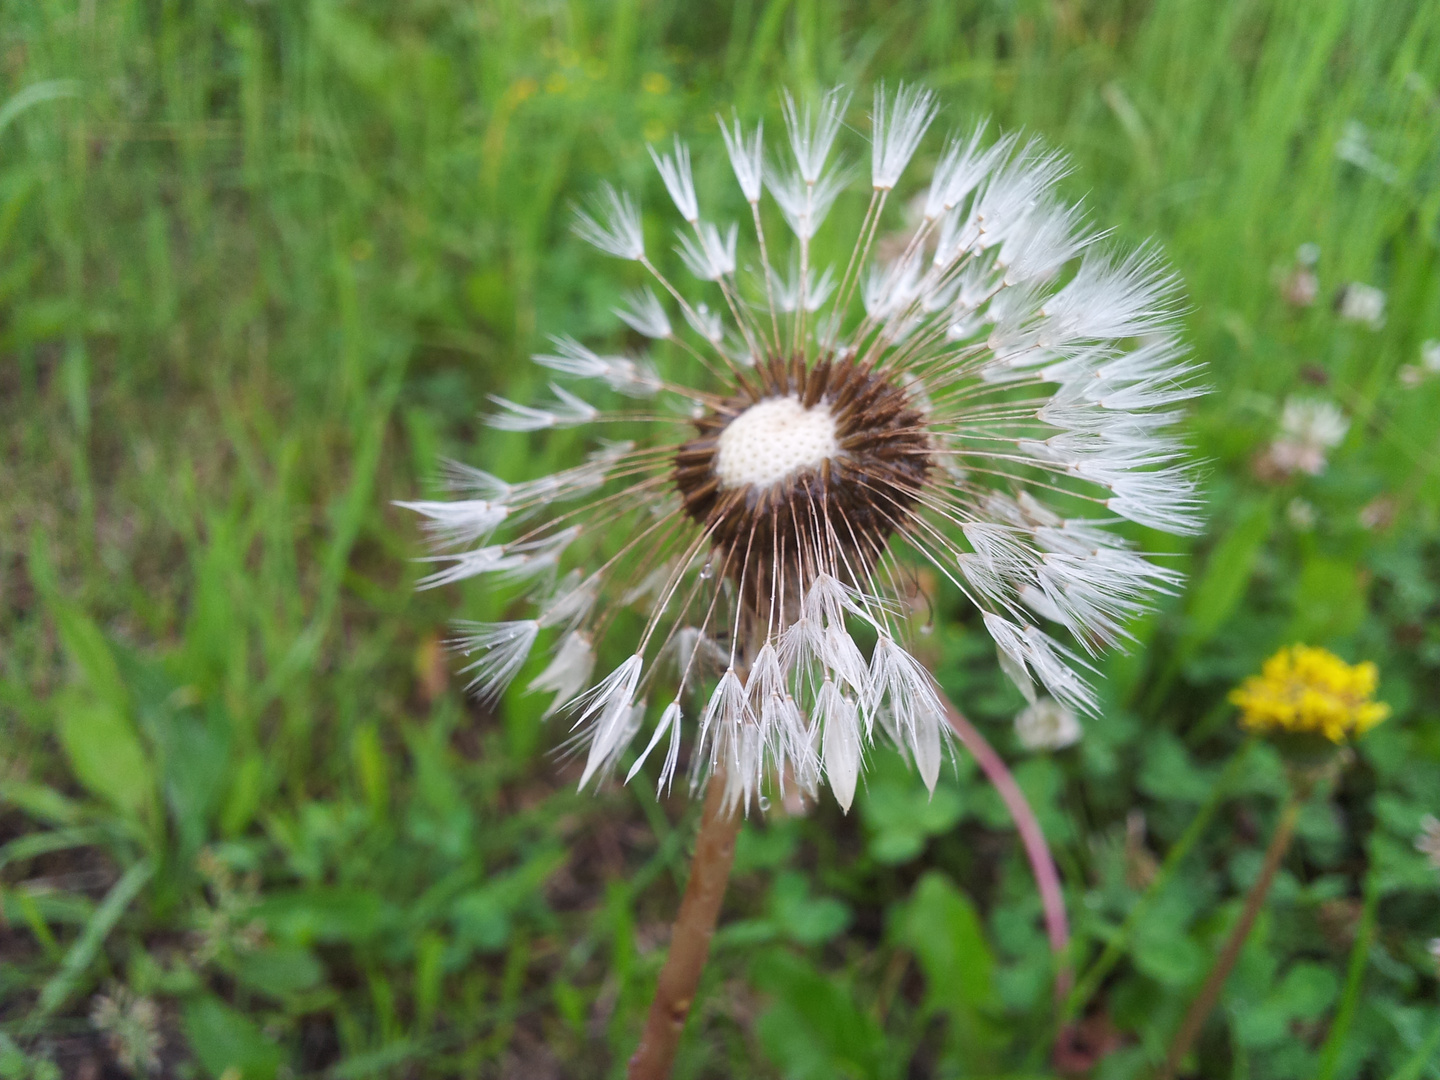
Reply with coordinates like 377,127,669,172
403,85,1203,812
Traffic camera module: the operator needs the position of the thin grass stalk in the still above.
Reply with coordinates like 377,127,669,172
628,763,742,1080
1316,856,1379,1080
1158,789,1303,1080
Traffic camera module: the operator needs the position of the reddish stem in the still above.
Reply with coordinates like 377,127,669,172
1157,791,1301,1080
941,693,1072,1002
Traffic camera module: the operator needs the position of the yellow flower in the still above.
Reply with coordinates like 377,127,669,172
1230,645,1389,744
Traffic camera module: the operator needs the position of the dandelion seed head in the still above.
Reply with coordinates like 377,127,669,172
403,85,1204,812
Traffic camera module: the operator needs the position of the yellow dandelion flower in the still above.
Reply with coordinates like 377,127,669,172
1230,645,1389,744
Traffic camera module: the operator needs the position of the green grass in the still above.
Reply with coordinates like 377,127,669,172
2,0,1439,1076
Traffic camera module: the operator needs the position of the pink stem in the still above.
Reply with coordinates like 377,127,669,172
940,693,1073,1003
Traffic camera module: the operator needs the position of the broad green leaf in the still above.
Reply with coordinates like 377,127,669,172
53,691,155,820
770,872,852,946
231,946,325,998
51,606,128,713
256,887,392,945
896,872,997,1015
751,951,892,1080
182,996,282,1080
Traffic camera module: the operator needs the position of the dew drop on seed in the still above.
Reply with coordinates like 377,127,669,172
757,795,771,812
699,561,714,580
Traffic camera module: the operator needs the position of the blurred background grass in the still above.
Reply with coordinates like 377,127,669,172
2,0,1439,1077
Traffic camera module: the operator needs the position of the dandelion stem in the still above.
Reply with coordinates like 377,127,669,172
940,693,1072,1002
1158,789,1302,1080
628,764,741,1080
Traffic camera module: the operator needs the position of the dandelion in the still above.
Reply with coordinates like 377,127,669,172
1230,645,1389,745
1264,396,1348,477
1169,648,1382,1077
1165,643,1389,1078
1015,697,1082,750
404,86,1201,1075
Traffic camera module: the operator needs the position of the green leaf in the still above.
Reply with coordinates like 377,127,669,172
770,872,852,946
1138,732,1217,805
50,606,129,713
1232,962,1339,1048
860,753,963,864
53,691,155,820
1287,555,1367,644
231,946,325,998
112,647,233,854
1131,909,1206,988
751,951,891,1080
0,781,83,827
26,859,153,1030
448,848,565,955
1178,496,1273,659
351,724,390,816
895,872,998,1017
182,996,282,1080
256,887,392,945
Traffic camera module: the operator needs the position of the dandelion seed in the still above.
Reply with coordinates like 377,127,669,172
573,183,645,260
404,86,1203,812
615,287,673,339
649,137,699,224
676,221,739,281
487,383,598,431
718,111,764,203
871,82,938,191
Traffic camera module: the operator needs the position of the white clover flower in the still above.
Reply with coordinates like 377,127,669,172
405,88,1203,813
1015,698,1082,751
1269,396,1349,476
1336,281,1386,328
1423,340,1440,373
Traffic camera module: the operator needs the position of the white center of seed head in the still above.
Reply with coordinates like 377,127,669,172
715,395,840,489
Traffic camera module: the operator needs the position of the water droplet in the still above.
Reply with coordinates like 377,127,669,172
699,561,714,580
757,794,771,812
